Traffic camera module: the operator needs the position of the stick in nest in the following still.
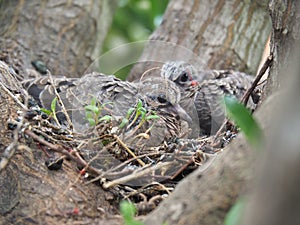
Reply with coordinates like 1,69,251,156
0,119,23,171
86,152,159,185
213,54,273,142
241,54,273,106
114,134,145,167
0,81,27,110
101,161,173,189
24,129,102,176
47,70,74,130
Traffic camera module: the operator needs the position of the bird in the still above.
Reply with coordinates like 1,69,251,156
161,61,257,135
22,72,192,146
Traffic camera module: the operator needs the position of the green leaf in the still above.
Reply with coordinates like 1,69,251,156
85,110,93,118
224,197,246,225
51,97,57,113
119,118,129,128
40,108,52,115
126,107,135,118
137,99,143,109
87,117,96,126
145,114,160,120
120,201,136,221
99,115,112,122
224,96,263,150
139,107,146,114
120,201,144,225
84,105,99,114
140,107,147,119
90,97,97,106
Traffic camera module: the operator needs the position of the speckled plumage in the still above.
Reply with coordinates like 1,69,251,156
162,61,257,135
22,72,192,146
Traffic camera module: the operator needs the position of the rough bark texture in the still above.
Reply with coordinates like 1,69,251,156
0,1,122,224
143,0,299,224
0,0,117,78
143,92,278,225
242,1,300,224
0,62,122,224
266,0,299,94
128,0,271,81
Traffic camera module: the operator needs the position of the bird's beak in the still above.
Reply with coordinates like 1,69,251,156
191,80,198,87
173,104,193,124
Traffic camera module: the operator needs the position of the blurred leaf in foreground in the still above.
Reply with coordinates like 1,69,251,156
224,197,246,225
224,96,263,150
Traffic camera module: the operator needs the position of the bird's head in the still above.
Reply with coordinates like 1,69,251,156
139,78,192,124
161,61,198,89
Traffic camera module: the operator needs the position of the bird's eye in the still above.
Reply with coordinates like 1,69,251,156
157,94,167,104
180,72,189,82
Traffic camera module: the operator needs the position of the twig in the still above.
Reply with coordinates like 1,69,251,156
114,134,145,166
212,119,228,142
213,55,273,142
0,81,27,110
124,182,172,199
86,152,160,184
0,121,22,171
47,70,73,130
24,129,102,175
102,161,173,189
148,195,164,205
170,156,195,180
241,54,273,106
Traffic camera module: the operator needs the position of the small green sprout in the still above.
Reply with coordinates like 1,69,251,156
126,107,135,118
126,100,160,133
128,100,146,127
145,114,160,120
40,97,60,125
40,108,51,116
50,97,57,113
84,97,113,126
120,201,144,225
99,115,112,122
119,107,135,128
119,118,129,128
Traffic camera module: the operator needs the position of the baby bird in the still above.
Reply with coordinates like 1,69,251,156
161,61,257,135
23,72,192,146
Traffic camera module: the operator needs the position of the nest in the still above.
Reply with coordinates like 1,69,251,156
0,90,233,216
0,59,265,216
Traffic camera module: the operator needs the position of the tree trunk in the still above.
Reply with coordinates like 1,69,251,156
143,92,277,225
266,0,298,94
0,61,122,225
0,1,122,224
0,0,117,78
242,0,300,224
143,1,299,224
128,0,271,81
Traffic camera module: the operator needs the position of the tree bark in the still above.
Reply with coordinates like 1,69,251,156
143,1,299,224
128,0,271,81
0,1,122,224
0,63,122,225
0,0,117,78
143,92,278,225
266,0,299,94
242,1,300,224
